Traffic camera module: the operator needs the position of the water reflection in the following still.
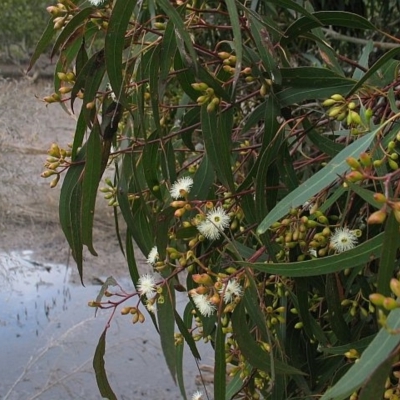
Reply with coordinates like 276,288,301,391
0,251,212,400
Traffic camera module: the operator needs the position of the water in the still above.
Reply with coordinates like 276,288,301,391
0,252,213,400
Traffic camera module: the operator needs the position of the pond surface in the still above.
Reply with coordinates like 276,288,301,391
0,251,212,400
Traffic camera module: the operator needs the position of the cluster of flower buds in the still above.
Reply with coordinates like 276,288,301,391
323,94,364,128
120,306,146,324
57,71,76,95
99,177,119,207
191,82,220,112
218,52,237,75
47,2,73,30
370,278,400,311
41,143,72,187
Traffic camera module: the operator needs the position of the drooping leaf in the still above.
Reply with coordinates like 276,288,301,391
157,278,177,382
81,123,102,256
321,309,400,400
93,329,117,400
214,322,226,400
105,0,137,107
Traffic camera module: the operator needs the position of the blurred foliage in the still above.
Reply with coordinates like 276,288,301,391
0,0,49,59
32,0,400,399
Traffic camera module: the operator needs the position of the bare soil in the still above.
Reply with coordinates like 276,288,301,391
0,77,131,282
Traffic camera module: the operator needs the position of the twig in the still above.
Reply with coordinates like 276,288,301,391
322,28,399,50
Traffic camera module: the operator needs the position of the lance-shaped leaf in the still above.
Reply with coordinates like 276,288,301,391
257,129,377,234
93,329,117,400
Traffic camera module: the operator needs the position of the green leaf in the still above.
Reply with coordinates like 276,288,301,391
280,67,354,88
105,0,137,107
321,309,400,400
257,129,377,234
358,354,395,400
201,106,235,191
282,11,375,46
347,47,400,96
81,124,102,256
304,118,345,157
325,274,351,343
247,13,281,84
346,181,383,209
277,84,355,107
157,279,176,382
157,0,198,68
125,229,139,285
225,0,242,89
226,371,244,400
231,301,305,375
93,330,117,400
377,213,400,297
71,49,105,112
59,148,85,281
174,310,201,360
238,233,383,277
214,322,226,400
95,276,118,305
28,17,55,72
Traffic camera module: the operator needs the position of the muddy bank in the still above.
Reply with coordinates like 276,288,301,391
0,79,213,399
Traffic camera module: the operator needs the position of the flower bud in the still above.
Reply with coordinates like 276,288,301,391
369,293,385,306
330,94,345,102
390,278,400,298
191,82,209,91
322,98,336,107
346,157,361,170
328,106,344,118
345,171,364,182
367,209,387,225
359,152,372,167
383,297,399,310
192,273,214,286
218,52,231,60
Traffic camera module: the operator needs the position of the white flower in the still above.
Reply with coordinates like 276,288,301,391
330,227,358,253
197,206,230,240
147,246,159,265
89,0,105,6
219,279,243,303
191,293,216,317
170,176,194,199
192,390,203,400
137,274,157,298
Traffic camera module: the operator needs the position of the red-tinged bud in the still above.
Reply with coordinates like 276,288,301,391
369,293,385,306
359,152,372,167
373,193,387,203
346,157,361,170
383,297,399,310
346,170,364,182
367,209,387,224
390,278,400,298
192,273,213,286
170,200,187,208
